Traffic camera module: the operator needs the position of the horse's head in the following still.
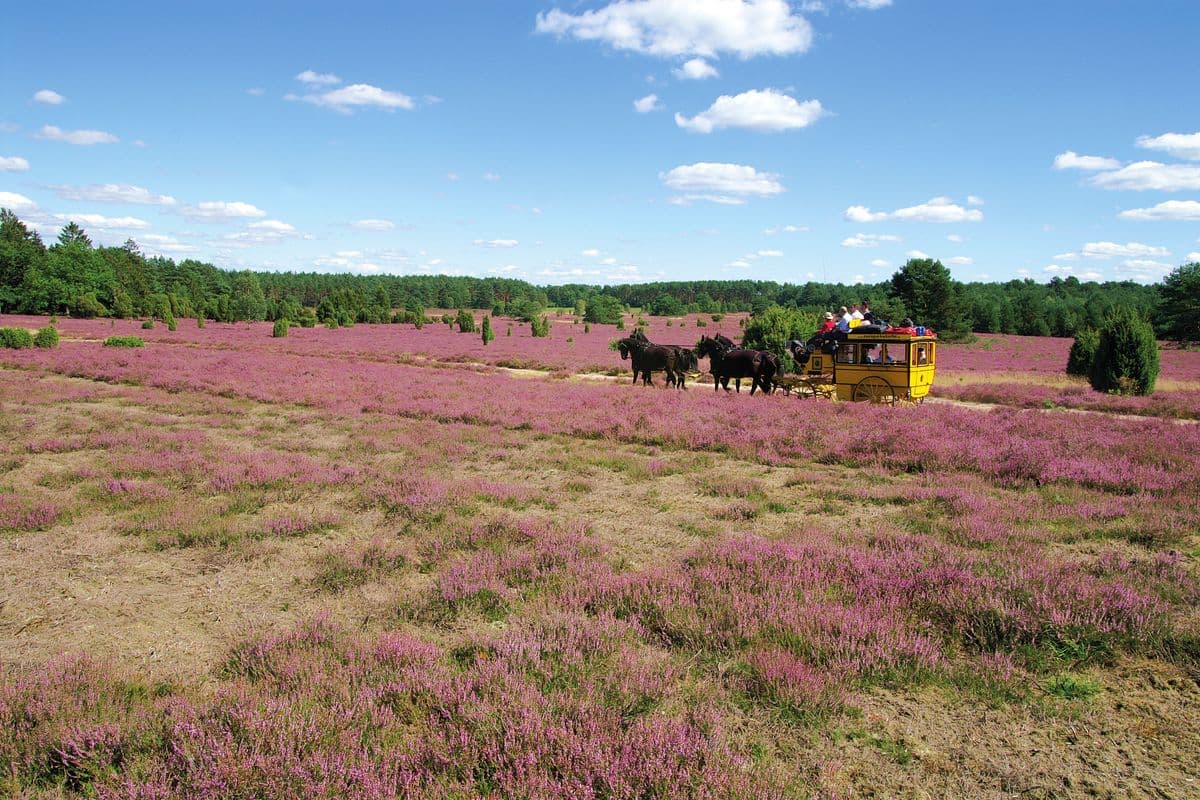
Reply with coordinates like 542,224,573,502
630,328,649,342
713,333,736,349
617,337,644,360
696,336,718,359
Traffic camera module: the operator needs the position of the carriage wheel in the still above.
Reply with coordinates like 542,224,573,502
852,377,896,405
793,379,818,399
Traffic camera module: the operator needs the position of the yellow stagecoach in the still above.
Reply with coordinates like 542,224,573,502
781,329,937,405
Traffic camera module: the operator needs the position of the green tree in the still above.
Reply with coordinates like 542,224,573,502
648,292,685,316
456,308,476,333
741,305,819,372
584,294,624,324
229,270,267,321
889,258,970,339
1158,262,1200,342
1066,328,1099,376
57,221,92,248
481,314,494,345
1090,308,1159,395
0,209,47,312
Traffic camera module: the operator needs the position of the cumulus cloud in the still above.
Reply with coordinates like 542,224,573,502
1113,259,1174,282
633,94,661,113
581,248,601,257
52,183,177,205
870,258,890,268
224,219,298,245
473,239,519,248
535,0,813,59
841,232,900,248
844,196,983,223
848,0,891,7
1053,151,1121,171
0,156,30,171
1187,251,1200,262
289,83,414,113
0,191,37,210
946,234,964,243
660,161,784,205
180,200,268,222
32,89,65,105
905,249,929,259
1060,241,1171,260
350,218,396,231
763,223,807,234
1088,161,1200,191
1118,200,1200,221
946,256,973,266
35,125,118,145
296,69,341,85
673,58,719,79
1136,131,1200,161
675,89,826,133
52,213,149,230
137,234,198,255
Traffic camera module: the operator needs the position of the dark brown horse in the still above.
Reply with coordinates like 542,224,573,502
628,328,696,388
697,335,774,395
617,336,681,388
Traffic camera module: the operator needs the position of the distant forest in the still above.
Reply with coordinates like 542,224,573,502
2,210,1195,341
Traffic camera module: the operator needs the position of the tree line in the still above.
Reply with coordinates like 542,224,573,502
1,210,1196,341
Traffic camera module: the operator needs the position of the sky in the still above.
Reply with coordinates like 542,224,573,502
2,0,1199,287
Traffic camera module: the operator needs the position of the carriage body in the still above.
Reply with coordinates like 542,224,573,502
831,331,937,404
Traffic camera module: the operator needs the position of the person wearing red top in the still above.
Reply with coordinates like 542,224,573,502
817,311,836,334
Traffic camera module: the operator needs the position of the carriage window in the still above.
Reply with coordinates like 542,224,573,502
881,344,907,364
836,344,857,364
860,344,881,365
914,344,930,365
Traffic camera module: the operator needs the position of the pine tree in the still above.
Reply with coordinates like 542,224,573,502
481,314,494,345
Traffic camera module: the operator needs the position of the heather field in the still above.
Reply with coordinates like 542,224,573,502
2,315,1199,799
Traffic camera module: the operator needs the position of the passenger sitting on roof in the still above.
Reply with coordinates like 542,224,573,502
817,311,836,334
836,306,851,332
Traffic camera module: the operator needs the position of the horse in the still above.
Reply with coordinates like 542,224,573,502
617,336,682,388
628,328,696,389
706,334,779,394
696,335,773,395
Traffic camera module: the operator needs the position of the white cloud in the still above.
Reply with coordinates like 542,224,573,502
851,274,866,285
870,259,890,268
296,69,341,86
1053,150,1121,171
848,0,892,7
180,200,267,222
763,223,807,234
1113,259,1174,282
1088,161,1200,191
248,220,296,234
946,233,963,243
633,94,660,113
581,248,601,257
946,256,973,265
0,191,37,210
967,195,984,206
246,87,266,97
32,89,65,105
841,232,900,248
290,83,414,113
660,161,784,205
483,172,501,182
535,0,813,59
1043,264,1072,274
138,234,198,254
52,183,177,205
844,196,983,223
35,125,118,145
905,249,929,259
673,58,719,80
350,218,396,231
0,156,30,171
727,259,751,268
473,239,519,248
1118,200,1200,221
1079,241,1170,259
52,213,149,230
1187,251,1200,262
1136,131,1200,161
675,89,826,133
756,249,783,257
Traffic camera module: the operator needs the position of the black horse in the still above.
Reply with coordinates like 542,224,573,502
627,328,696,388
697,335,774,395
617,336,681,388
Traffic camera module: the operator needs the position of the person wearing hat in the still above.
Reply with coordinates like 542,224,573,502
817,310,836,334
836,306,852,332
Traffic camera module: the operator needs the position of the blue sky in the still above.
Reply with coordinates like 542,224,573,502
2,0,1198,286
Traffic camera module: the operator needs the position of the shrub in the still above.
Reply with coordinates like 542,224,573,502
103,336,144,348
71,292,108,319
1066,327,1099,376
197,316,205,328
0,327,34,348
481,315,494,345
531,315,550,338
1090,308,1159,396
33,326,59,348
616,317,625,331
141,319,154,330
696,318,707,327
273,319,289,338
456,308,477,333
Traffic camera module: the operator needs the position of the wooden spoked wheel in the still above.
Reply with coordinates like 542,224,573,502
852,376,896,405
